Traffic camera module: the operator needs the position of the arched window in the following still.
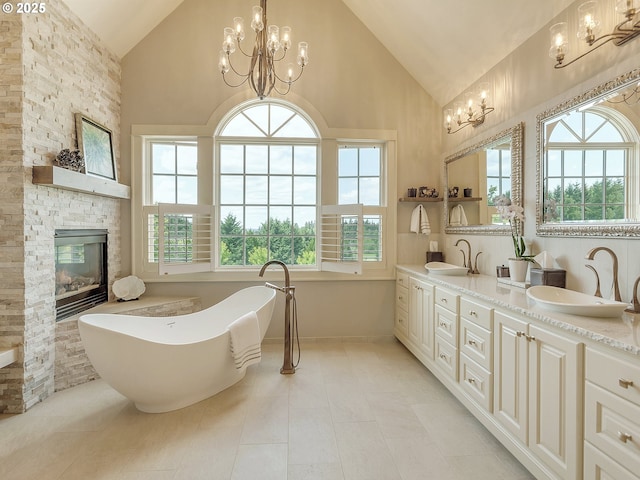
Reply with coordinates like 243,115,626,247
544,107,638,222
216,100,320,267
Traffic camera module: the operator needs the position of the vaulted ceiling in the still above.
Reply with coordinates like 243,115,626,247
61,0,575,106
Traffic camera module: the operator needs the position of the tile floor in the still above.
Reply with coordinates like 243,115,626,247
0,341,534,480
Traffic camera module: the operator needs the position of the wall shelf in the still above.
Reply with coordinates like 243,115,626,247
32,166,130,199
398,197,443,203
448,197,483,202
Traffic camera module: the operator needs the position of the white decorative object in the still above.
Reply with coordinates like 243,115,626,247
112,275,146,301
508,258,529,283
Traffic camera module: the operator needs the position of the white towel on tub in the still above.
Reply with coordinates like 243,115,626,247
227,310,262,370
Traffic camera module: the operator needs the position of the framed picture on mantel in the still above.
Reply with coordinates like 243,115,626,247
75,113,116,181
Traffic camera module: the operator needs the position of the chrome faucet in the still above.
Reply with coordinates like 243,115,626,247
585,247,621,302
259,260,296,374
455,238,481,274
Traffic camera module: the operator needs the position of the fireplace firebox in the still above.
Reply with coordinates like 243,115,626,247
55,229,108,321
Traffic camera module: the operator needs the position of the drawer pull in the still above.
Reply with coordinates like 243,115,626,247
617,431,633,443
398,295,404,300
439,321,447,327
468,339,477,346
469,310,477,317
516,331,526,337
467,377,476,384
398,278,404,284
440,298,448,303
618,378,634,389
525,335,536,342
439,353,447,360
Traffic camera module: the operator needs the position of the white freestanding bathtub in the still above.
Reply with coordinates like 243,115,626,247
78,286,276,413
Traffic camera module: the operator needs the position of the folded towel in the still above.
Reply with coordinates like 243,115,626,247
227,310,261,370
449,204,468,226
410,205,431,235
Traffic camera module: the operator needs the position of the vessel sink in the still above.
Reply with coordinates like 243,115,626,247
526,285,628,318
425,262,468,276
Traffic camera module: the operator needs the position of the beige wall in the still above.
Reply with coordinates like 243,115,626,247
120,0,640,339
119,0,441,340
441,0,640,300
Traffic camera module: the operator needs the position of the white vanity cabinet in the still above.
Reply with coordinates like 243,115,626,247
584,348,640,480
494,310,583,480
394,265,640,480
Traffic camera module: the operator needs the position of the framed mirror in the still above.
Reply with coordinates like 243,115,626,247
444,122,524,235
536,68,640,237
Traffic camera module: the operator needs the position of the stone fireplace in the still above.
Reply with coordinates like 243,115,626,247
55,229,109,321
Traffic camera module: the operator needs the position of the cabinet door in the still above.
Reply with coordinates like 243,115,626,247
494,310,528,443
408,278,435,360
528,324,583,480
408,277,423,347
415,279,434,360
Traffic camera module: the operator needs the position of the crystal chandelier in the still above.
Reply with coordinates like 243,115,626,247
218,0,309,99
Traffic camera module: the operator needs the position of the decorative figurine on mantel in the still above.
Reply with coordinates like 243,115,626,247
55,148,85,173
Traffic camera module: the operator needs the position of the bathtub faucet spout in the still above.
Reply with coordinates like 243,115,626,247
259,260,296,374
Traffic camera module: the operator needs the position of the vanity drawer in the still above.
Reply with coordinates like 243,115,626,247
584,442,640,480
396,271,409,289
460,297,492,330
435,334,458,381
459,318,492,371
435,287,459,314
585,381,640,474
396,284,409,312
435,305,458,347
460,353,493,412
395,308,408,338
586,348,640,406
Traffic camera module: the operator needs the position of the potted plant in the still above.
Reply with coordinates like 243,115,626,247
495,195,533,282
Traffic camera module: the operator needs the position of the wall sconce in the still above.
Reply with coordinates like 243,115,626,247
550,0,640,68
444,83,495,134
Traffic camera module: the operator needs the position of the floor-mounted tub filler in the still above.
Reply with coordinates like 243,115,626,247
79,286,276,413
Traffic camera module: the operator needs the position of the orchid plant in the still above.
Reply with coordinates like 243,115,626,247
494,195,534,261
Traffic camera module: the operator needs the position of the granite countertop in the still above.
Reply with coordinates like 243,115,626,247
396,264,640,356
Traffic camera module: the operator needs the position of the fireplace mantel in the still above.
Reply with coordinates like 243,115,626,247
33,166,130,199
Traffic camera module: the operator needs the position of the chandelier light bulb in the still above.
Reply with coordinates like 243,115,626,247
297,42,309,67
251,5,264,32
218,50,230,74
287,63,294,83
267,25,280,52
223,27,236,54
281,26,292,51
233,17,245,41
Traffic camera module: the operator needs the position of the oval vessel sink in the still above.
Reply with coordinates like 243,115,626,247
526,285,628,318
425,262,468,276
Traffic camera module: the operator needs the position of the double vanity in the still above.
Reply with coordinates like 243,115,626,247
395,264,639,480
